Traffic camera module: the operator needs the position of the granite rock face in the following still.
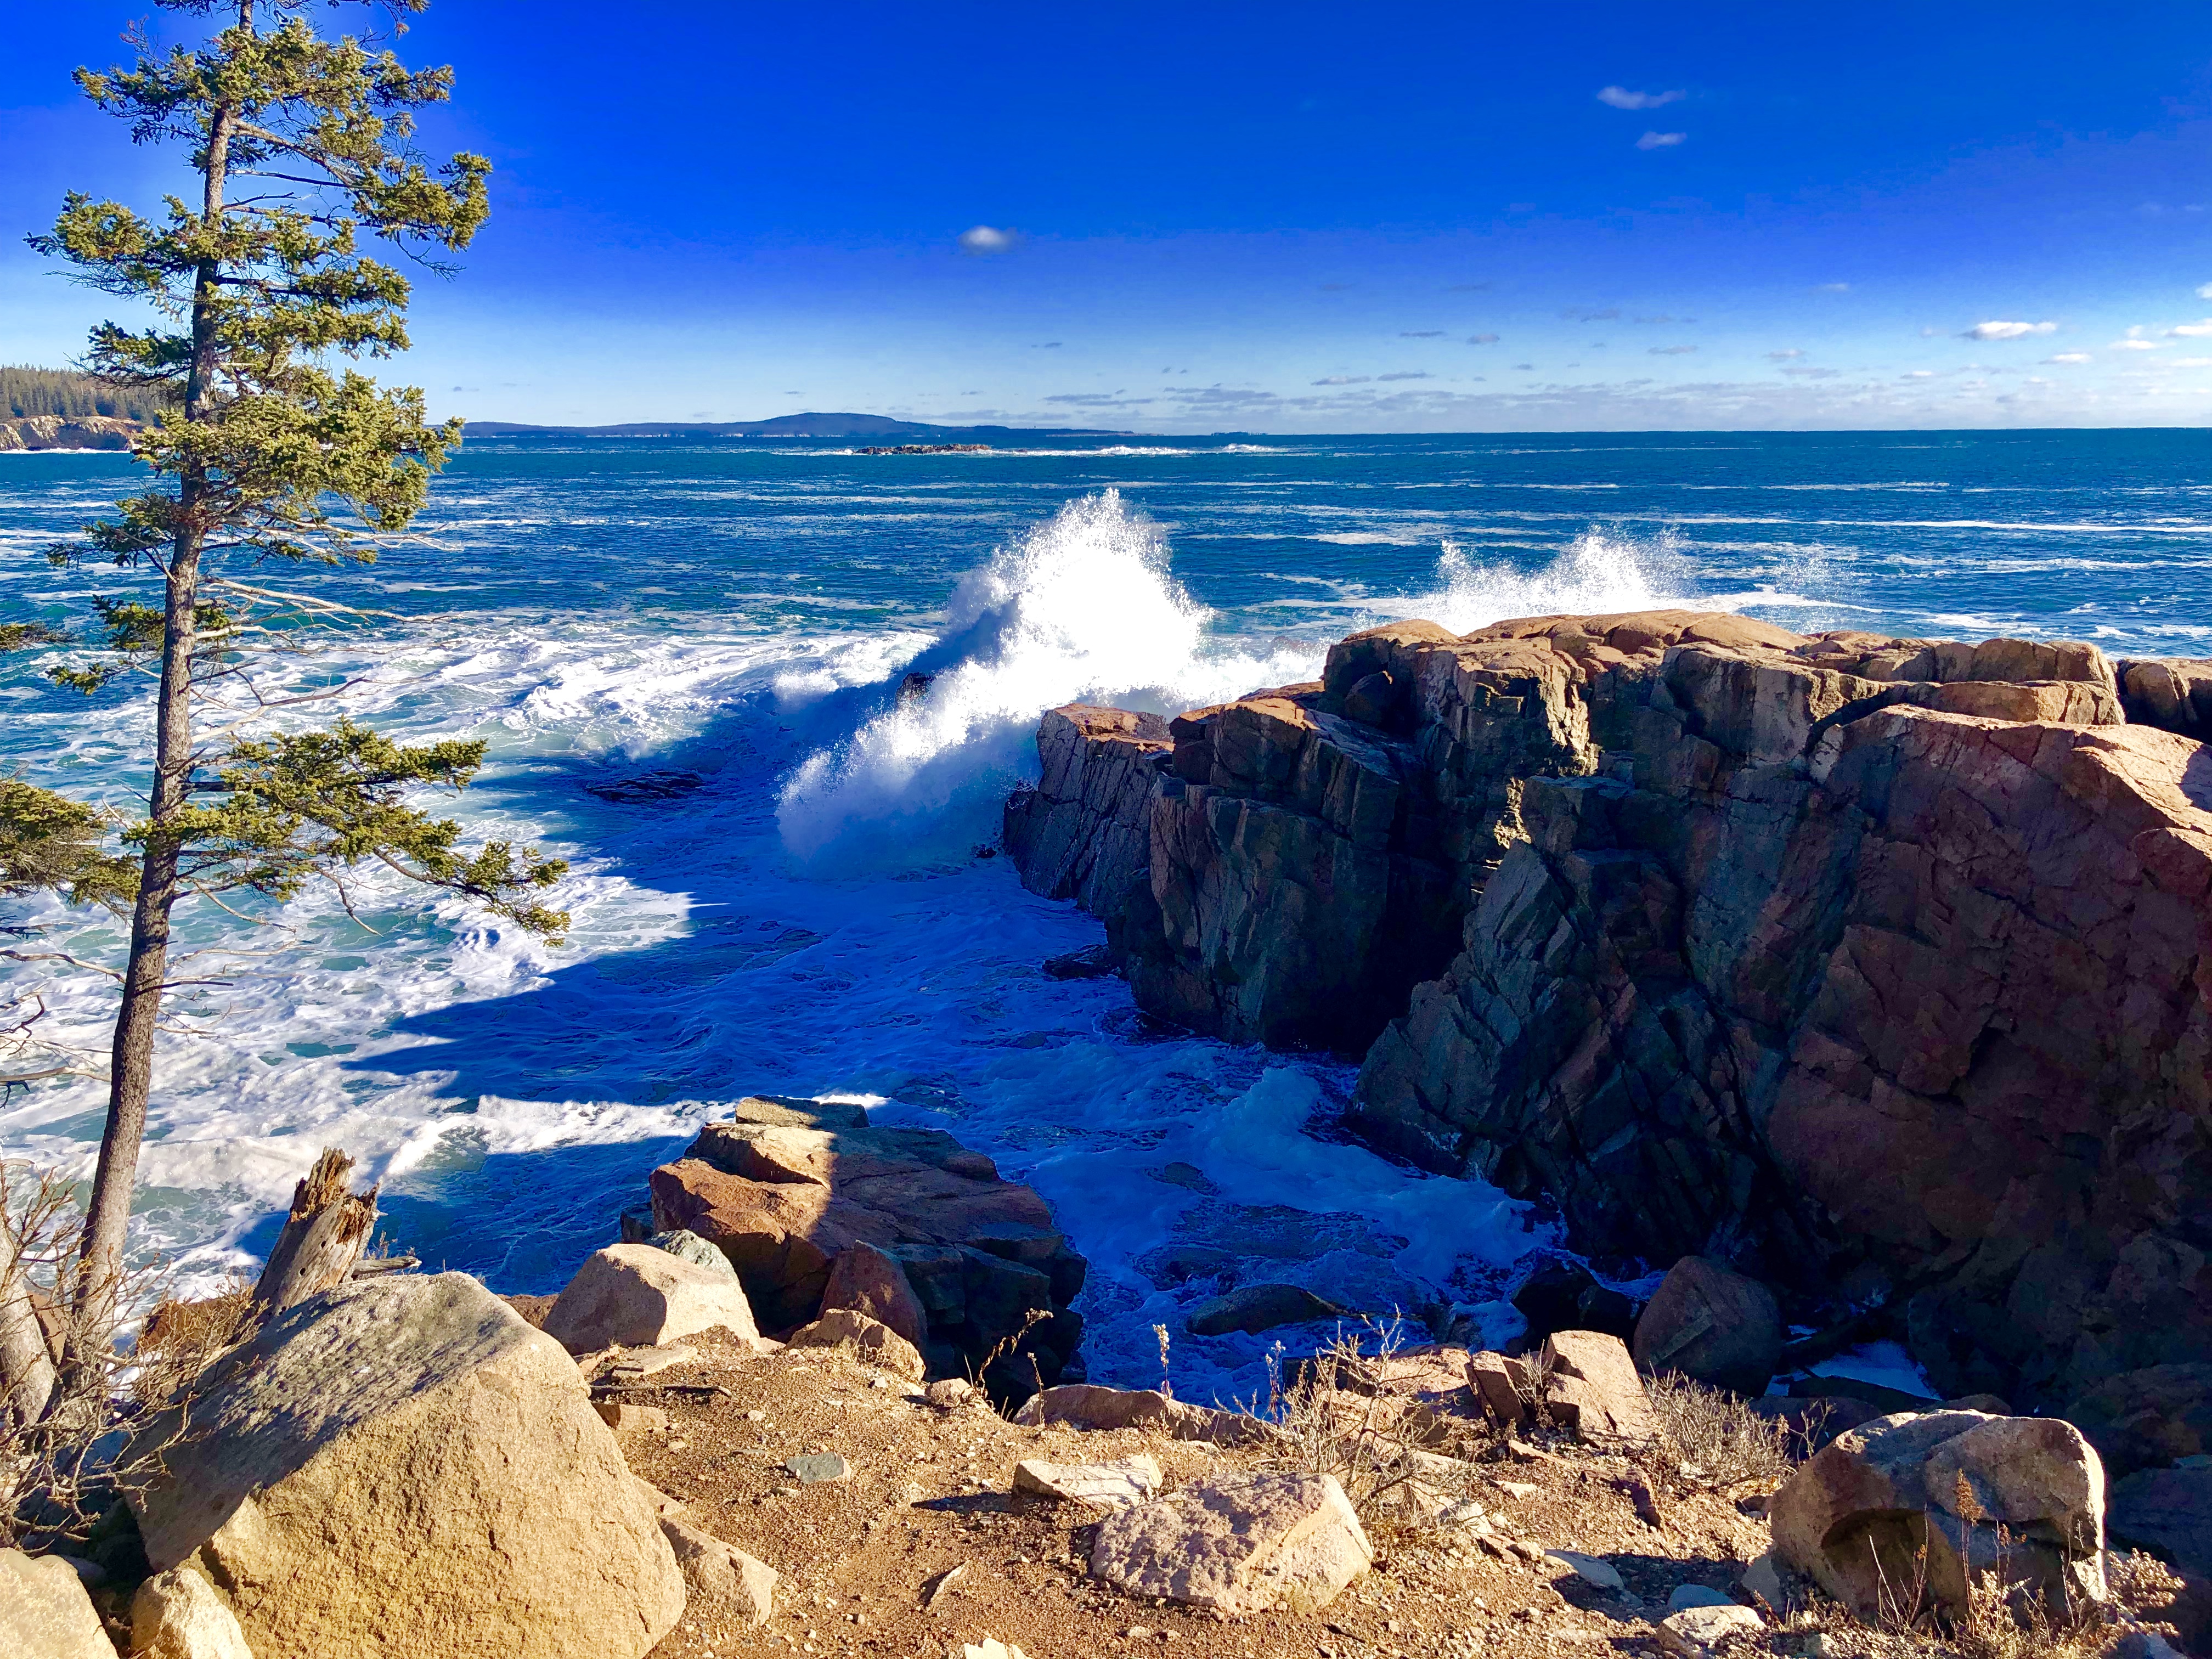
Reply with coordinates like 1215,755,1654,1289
1008,610,2212,1422
648,1094,1085,1387
1002,704,1172,932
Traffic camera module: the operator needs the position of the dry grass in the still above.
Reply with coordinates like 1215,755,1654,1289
1643,1367,1807,1491
1241,1316,1489,1526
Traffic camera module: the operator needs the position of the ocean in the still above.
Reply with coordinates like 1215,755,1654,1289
2,427,2207,1401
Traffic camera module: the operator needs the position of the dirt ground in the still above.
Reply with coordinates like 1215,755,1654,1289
615,1331,1810,1659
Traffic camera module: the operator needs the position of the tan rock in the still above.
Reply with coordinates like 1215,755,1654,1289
131,1564,254,1658
541,1243,759,1355
1769,1410,2106,1621
1541,1330,1659,1448
1655,1601,1764,1656
819,1241,928,1350
1012,1383,1260,1444
1002,703,1172,919
1087,1471,1373,1613
1633,1257,1784,1397
594,1401,669,1432
659,1518,777,1626
1467,1350,1532,1426
0,1548,112,1659
128,1273,685,1659
1012,1454,1163,1510
787,1308,926,1381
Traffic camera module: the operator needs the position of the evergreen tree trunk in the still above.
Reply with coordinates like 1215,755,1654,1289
68,100,232,1352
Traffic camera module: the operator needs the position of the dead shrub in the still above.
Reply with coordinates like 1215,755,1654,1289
1643,1368,1807,1491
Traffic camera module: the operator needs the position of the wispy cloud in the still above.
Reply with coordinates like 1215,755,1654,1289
1636,131,1687,150
2198,283,2212,300
1962,320,2056,340
2043,352,2092,365
1816,283,1852,294
1468,333,1500,345
1765,349,1805,361
1377,371,1432,381
2112,338,2162,350
1031,341,1062,349
957,225,1016,255
2167,319,2212,337
1311,375,1370,386
1399,330,1447,338
1560,307,1621,321
1782,366,1839,379
1648,345,1696,355
1598,86,1685,110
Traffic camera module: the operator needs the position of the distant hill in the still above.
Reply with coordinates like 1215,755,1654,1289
462,411,1134,441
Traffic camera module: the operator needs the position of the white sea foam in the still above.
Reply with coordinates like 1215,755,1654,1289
774,490,1314,864
1398,526,1703,631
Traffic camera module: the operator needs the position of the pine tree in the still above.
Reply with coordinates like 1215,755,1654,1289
21,0,565,1359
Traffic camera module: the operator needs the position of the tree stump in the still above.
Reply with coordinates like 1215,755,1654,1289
251,1148,379,1315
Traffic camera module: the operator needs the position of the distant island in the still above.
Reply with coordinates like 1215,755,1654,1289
462,412,1136,442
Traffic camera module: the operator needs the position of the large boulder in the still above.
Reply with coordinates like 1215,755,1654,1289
786,1307,926,1381
0,1548,111,1659
1087,1471,1373,1613
648,1095,1085,1387
127,1272,685,1659
1769,1410,2106,1620
541,1243,760,1355
1633,1256,1784,1397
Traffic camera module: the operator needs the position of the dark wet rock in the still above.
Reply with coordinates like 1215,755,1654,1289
1186,1283,1344,1337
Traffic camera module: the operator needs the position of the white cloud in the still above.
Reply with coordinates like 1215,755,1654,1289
1311,375,1370,386
1647,345,1696,355
2042,352,2092,365
1903,370,1934,379
1963,320,2057,340
1816,283,1852,293
2198,283,2212,300
1636,131,1687,150
2112,338,2162,350
1765,349,1805,360
1376,371,1433,381
2168,319,2212,337
1598,86,1685,110
2171,357,2212,368
957,225,1016,254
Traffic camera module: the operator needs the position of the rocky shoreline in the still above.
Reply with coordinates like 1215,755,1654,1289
0,416,138,452
1004,609,2212,1470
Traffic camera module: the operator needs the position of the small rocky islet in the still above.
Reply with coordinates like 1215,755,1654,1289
9,606,2212,1658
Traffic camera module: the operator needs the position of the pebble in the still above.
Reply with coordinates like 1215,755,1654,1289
1667,1584,1735,1612
1546,1550,1624,1591
786,1452,851,1484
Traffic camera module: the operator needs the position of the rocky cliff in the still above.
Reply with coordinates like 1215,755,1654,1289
0,415,138,452
1005,610,2212,1444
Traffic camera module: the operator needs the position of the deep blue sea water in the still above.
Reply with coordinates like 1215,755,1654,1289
2,428,2207,1398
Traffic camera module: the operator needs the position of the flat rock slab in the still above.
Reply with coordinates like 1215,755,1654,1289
1012,1454,1163,1510
1087,1471,1373,1615
0,1548,112,1659
1541,1329,1660,1449
786,1452,852,1485
1657,1602,1765,1656
544,1244,759,1355
597,1344,698,1379
1545,1549,1624,1590
1667,1584,1737,1612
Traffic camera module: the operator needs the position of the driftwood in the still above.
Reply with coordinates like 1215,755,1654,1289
252,1148,379,1316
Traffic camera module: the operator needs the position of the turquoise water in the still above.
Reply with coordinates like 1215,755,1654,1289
1,428,2206,1396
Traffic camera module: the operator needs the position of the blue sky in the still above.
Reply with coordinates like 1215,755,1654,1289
5,0,2212,432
